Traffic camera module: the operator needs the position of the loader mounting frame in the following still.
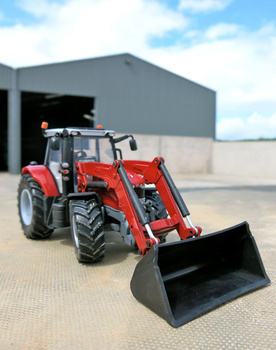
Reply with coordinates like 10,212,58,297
76,157,202,255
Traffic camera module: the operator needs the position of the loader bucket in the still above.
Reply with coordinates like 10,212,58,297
131,222,270,328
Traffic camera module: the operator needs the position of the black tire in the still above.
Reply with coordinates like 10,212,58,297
70,198,105,263
146,191,168,220
145,191,168,243
18,174,53,239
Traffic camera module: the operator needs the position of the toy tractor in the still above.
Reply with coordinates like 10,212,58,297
18,123,270,327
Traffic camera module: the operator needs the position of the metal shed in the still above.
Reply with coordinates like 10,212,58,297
0,53,216,173
0,63,13,172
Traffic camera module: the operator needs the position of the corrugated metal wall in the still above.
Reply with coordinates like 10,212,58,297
0,63,13,89
0,64,11,171
17,54,216,138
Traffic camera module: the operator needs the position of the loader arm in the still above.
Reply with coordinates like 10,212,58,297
75,157,201,255
125,158,201,239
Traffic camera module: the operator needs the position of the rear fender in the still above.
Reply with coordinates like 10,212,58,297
22,165,60,197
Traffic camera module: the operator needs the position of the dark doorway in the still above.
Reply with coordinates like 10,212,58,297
0,90,8,171
21,92,94,167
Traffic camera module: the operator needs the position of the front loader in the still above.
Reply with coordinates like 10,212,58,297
18,123,270,327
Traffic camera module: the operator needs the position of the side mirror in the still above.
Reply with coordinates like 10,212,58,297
50,136,60,151
129,138,137,151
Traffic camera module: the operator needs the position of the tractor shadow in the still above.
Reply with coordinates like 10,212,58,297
49,227,140,266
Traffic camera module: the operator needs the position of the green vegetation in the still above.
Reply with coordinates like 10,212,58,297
216,138,276,142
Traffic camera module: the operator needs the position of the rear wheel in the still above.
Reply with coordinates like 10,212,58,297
18,174,53,239
70,198,105,263
145,191,168,243
145,191,167,220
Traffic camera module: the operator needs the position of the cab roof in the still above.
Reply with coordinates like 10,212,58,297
43,127,116,138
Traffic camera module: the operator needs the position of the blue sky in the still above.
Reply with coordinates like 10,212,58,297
0,0,276,140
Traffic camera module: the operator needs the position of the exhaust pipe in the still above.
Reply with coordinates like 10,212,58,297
131,222,270,327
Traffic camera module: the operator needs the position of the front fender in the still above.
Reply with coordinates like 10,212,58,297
22,165,60,197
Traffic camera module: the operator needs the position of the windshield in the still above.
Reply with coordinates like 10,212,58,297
73,136,115,164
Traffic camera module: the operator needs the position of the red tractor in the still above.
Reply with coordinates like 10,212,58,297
18,123,270,327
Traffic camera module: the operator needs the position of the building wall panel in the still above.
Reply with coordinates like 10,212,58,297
17,54,216,138
0,64,13,89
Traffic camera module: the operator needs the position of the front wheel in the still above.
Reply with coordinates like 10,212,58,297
70,198,105,263
18,174,53,239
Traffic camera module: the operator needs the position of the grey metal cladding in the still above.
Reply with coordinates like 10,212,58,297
0,63,13,89
98,54,216,138
17,54,126,96
16,53,216,138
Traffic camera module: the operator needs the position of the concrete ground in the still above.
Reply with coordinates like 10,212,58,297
0,172,275,349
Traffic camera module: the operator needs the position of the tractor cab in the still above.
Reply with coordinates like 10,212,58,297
42,125,137,194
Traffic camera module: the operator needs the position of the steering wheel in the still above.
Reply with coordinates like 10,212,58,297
75,151,87,160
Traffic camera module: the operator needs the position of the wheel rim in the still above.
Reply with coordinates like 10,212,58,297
20,189,33,226
72,215,79,248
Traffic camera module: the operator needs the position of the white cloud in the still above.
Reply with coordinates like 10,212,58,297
147,23,276,122
205,23,241,39
0,0,276,140
217,113,276,140
178,0,233,12
17,0,62,18
0,0,186,67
